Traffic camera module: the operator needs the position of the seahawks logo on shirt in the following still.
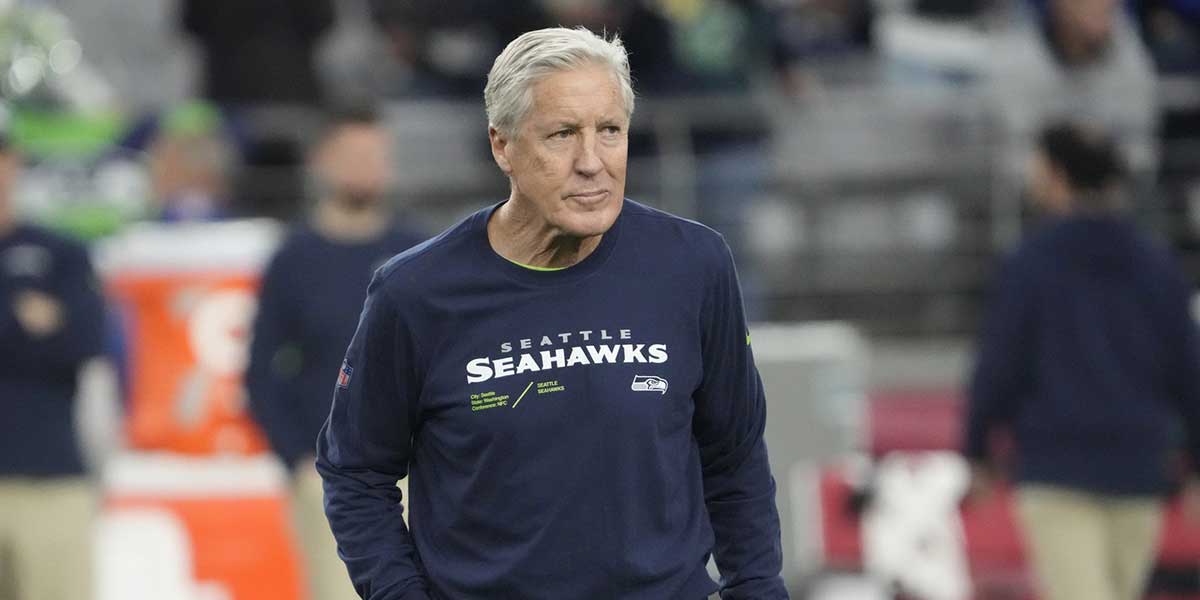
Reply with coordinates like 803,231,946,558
631,375,668,394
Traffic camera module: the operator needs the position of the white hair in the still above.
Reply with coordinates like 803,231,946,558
485,27,635,139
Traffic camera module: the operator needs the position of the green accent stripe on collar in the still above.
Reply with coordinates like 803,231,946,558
503,256,569,272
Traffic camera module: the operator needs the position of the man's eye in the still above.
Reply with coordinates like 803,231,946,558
602,126,622,135
551,129,574,139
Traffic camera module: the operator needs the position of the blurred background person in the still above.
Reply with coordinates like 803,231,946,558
0,116,106,600
145,103,236,222
181,0,333,108
1138,0,1200,73
964,121,1200,600
366,0,545,98
770,0,875,96
182,0,335,221
630,0,773,307
245,104,424,600
991,0,1158,180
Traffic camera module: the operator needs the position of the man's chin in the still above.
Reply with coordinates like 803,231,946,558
556,198,622,238
334,191,384,212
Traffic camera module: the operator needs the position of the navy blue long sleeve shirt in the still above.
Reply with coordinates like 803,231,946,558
0,225,106,477
965,215,1200,496
317,200,786,600
246,224,423,469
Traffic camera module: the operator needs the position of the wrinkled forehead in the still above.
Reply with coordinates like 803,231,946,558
525,66,629,124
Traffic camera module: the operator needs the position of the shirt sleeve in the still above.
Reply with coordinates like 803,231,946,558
316,273,430,600
694,238,788,600
1164,267,1200,474
246,250,313,469
964,256,1036,463
0,243,105,379
0,271,19,343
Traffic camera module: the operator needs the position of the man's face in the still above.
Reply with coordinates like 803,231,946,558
1052,0,1117,49
148,133,227,201
491,64,629,239
315,124,394,206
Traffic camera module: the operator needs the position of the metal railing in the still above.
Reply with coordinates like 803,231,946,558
227,76,1199,336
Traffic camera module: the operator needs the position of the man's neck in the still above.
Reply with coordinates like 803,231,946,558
487,197,602,269
312,198,389,243
1070,190,1123,215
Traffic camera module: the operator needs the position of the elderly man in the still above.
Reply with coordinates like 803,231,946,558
990,0,1158,179
317,27,787,600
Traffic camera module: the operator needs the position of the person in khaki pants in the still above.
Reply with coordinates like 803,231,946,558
245,105,423,600
0,121,106,599
1015,486,1164,600
964,122,1200,600
0,479,96,600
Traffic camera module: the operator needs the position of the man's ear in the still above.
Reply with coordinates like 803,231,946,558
489,126,512,175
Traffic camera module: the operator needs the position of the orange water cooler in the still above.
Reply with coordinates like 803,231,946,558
95,220,305,600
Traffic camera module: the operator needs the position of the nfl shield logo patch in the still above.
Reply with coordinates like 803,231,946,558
337,361,353,389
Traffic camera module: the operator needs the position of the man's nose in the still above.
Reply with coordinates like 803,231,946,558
574,132,603,176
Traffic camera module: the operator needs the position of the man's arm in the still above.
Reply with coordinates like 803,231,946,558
694,239,787,600
246,251,316,469
1165,268,1200,474
316,274,429,600
964,257,1035,466
0,244,105,378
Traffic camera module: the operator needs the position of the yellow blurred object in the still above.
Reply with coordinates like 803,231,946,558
658,0,708,23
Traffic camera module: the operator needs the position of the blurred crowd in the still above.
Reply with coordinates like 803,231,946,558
0,0,1196,222
1,0,1194,318
168,0,1200,103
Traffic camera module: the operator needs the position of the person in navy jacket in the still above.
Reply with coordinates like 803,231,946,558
247,105,423,600
965,122,1200,600
317,27,787,600
0,116,106,600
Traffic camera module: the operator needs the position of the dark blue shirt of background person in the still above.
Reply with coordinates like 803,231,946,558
0,131,106,477
246,105,424,470
247,225,421,468
965,122,1200,498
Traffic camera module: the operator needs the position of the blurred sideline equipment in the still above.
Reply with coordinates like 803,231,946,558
862,452,970,600
99,452,300,600
811,391,1200,599
94,219,305,600
96,508,214,600
97,220,279,455
750,321,869,585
